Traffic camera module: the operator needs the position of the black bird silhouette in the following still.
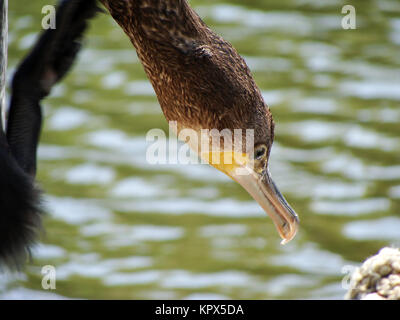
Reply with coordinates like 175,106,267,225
0,0,99,268
0,0,300,268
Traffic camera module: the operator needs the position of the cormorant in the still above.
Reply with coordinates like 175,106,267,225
0,0,299,268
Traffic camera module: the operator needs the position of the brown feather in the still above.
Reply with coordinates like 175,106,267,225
100,0,274,153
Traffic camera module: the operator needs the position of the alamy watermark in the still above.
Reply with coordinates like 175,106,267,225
41,265,56,290
39,4,357,31
342,5,357,30
341,264,358,290
145,121,256,175
41,5,56,30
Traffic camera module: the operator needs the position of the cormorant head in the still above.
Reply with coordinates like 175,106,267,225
196,101,299,244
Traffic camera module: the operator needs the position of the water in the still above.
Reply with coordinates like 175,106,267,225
1,0,399,299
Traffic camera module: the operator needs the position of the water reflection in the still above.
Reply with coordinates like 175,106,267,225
2,0,399,299
343,217,400,241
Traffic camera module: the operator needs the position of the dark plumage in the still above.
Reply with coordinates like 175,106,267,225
8,0,100,175
100,0,299,242
0,0,299,269
101,0,274,153
0,0,99,268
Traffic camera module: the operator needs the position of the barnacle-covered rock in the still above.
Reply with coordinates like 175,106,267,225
346,247,400,300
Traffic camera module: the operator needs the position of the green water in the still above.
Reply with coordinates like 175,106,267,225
1,0,400,299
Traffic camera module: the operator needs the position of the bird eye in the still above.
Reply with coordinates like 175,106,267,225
254,144,267,160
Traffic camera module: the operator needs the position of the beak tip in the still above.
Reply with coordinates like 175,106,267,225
279,215,299,245
229,165,300,245
276,215,300,245
280,239,290,245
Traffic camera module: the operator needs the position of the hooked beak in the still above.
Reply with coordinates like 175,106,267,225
230,165,299,244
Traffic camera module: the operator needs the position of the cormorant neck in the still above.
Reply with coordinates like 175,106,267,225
100,0,207,48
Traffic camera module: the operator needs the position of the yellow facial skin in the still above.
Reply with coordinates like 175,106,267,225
200,151,250,177
201,150,299,244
